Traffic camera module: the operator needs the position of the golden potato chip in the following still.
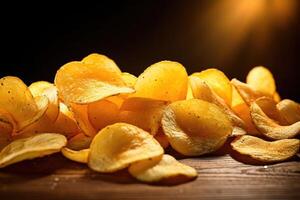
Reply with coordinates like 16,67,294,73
121,72,137,87
55,60,134,104
67,133,92,150
120,97,167,111
255,97,287,125
0,76,49,132
87,100,119,131
128,154,197,183
231,135,300,163
69,103,96,136
81,53,121,73
29,81,59,122
133,61,188,102
231,78,267,105
61,147,89,163
250,101,300,140
192,68,232,106
162,99,232,156
246,66,276,96
16,102,79,139
189,76,245,128
0,133,66,168
88,123,163,173
277,99,300,124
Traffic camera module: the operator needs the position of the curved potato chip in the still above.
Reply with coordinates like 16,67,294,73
255,97,287,125
231,135,300,163
0,133,66,168
277,99,300,124
190,76,245,128
69,103,96,136
88,100,119,131
129,154,197,183
55,60,134,104
231,78,267,105
17,102,79,139
61,147,89,163
121,72,137,87
133,61,188,102
162,99,232,156
192,68,232,106
67,133,92,150
0,76,49,132
119,98,166,135
81,53,121,74
250,101,300,140
29,81,59,122
246,66,276,96
88,123,163,173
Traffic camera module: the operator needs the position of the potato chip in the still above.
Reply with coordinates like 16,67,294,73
250,101,300,140
87,100,119,131
162,99,232,156
190,76,245,128
121,72,137,87
133,61,188,102
0,76,49,132
81,53,121,73
61,147,89,163
0,133,66,168
16,102,79,139
55,60,134,104
128,154,197,183
69,103,96,136
231,78,267,105
67,133,92,150
88,123,163,173
119,98,166,135
277,99,300,124
246,66,276,96
192,68,232,106
231,135,300,163
29,81,59,122
254,97,287,125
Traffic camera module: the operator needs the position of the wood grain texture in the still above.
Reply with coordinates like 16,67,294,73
0,152,299,200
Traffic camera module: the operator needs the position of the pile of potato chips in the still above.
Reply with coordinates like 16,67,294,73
0,53,299,184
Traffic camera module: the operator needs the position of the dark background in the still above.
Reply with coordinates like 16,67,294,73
1,0,299,101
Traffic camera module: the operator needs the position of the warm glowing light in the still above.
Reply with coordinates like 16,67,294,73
196,0,298,65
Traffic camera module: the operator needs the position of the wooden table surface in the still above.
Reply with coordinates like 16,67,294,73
0,151,299,200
